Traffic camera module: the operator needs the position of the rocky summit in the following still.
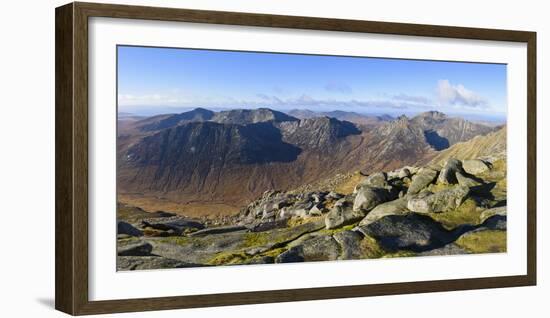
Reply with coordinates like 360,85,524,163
117,151,507,270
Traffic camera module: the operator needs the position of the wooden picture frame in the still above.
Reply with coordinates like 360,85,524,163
55,2,536,315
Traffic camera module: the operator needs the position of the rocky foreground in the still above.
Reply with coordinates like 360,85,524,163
117,156,507,271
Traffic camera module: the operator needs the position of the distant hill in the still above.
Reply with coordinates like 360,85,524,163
136,108,215,132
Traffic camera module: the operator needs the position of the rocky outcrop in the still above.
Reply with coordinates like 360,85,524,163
463,159,491,175
289,235,341,262
408,168,438,195
141,216,204,236
117,153,506,270
356,213,460,252
456,171,482,187
353,186,392,212
480,206,507,223
325,201,365,230
407,185,469,213
333,230,365,260
438,158,463,185
358,197,409,226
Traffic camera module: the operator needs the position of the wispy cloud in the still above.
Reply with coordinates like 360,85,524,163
436,80,487,108
249,93,431,111
392,93,431,104
118,93,191,106
324,82,353,94
119,91,436,113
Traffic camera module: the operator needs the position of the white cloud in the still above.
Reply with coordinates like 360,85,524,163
118,93,191,106
437,80,487,108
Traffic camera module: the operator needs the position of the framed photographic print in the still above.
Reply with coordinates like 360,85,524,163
55,2,537,315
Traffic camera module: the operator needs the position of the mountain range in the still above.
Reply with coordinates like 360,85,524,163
287,108,394,127
117,108,499,216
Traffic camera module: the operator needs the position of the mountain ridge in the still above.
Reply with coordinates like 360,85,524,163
117,107,499,216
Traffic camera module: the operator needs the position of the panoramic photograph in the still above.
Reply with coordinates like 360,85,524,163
116,46,507,271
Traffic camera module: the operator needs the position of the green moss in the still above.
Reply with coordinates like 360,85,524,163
158,236,212,250
242,232,270,248
360,235,385,258
426,198,482,230
455,230,506,253
159,236,189,245
491,159,507,172
478,159,507,183
207,251,251,265
427,182,453,193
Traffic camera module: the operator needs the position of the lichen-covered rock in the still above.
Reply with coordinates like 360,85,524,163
363,172,388,188
438,158,463,185
359,197,409,226
480,206,506,223
463,159,491,175
407,185,469,213
289,235,340,262
418,243,469,256
455,171,482,187
333,230,365,260
356,213,456,252
408,168,438,195
353,186,391,212
325,204,365,230
275,246,305,263
141,216,204,236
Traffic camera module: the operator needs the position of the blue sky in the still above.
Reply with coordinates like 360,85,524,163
118,45,507,120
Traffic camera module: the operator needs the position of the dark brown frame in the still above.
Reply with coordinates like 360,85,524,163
55,1,537,315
